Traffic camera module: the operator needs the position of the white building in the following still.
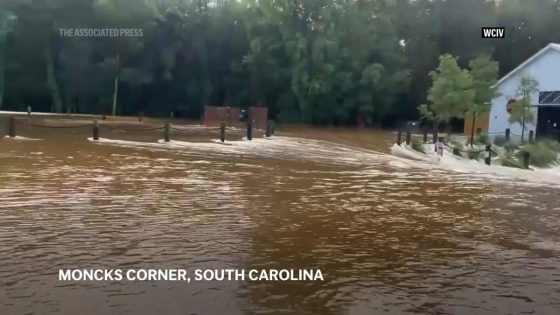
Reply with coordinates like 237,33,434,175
488,43,560,141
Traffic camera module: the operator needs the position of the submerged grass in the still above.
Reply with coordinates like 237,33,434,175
516,143,558,167
411,139,425,153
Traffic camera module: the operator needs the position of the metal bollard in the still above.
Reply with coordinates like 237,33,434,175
529,130,534,143
505,128,510,141
164,122,170,143
170,112,174,120
220,123,226,143
93,120,99,140
396,130,402,146
246,121,253,141
271,121,276,135
423,131,428,143
484,144,492,165
27,106,31,118
8,116,16,138
405,129,411,145
522,151,530,169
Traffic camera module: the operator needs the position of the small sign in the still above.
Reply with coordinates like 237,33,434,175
481,27,505,38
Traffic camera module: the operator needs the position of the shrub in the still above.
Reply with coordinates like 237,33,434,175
476,132,490,145
444,134,464,156
411,139,425,153
503,142,519,153
500,152,525,169
516,143,558,167
465,148,482,160
540,139,560,152
493,135,508,147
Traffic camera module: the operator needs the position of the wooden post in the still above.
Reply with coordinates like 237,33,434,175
93,120,99,140
476,127,482,135
405,128,411,145
266,120,273,137
8,116,16,138
423,130,428,144
396,130,402,146
505,128,510,141
102,114,106,121
220,123,226,143
484,144,492,165
433,131,438,151
529,130,534,143
522,151,530,169
246,121,253,141
138,111,144,122
164,122,170,142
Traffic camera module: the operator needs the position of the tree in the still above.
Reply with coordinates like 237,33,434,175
509,75,538,142
419,54,475,131
0,9,16,109
467,54,500,146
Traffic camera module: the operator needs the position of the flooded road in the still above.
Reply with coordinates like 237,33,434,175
1,118,560,314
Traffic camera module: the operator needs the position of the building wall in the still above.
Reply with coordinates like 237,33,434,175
464,112,489,136
489,48,560,141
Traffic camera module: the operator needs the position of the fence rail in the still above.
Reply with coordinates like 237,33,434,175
3,116,277,143
394,127,533,168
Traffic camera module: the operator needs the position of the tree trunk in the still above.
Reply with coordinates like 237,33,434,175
0,40,4,109
470,112,476,147
45,47,63,113
112,53,120,116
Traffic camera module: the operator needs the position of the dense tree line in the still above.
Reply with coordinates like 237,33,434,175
0,0,559,127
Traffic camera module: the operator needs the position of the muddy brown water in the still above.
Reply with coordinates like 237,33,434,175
1,117,560,314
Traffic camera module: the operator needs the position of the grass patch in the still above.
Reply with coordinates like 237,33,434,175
516,143,559,167
500,152,525,169
411,139,425,153
465,147,483,160
540,139,560,152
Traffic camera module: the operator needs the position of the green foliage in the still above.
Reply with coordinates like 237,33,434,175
476,132,490,145
444,134,463,147
508,76,538,126
411,139,425,154
500,152,525,169
504,142,519,153
539,139,560,152
516,143,558,167
0,0,559,125
420,54,475,125
465,148,482,160
468,54,500,112
493,136,508,146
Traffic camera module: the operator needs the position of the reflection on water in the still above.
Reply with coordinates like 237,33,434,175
1,120,560,314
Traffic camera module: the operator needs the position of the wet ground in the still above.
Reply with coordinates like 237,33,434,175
1,116,560,314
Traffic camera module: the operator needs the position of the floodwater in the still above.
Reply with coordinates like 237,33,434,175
1,116,560,315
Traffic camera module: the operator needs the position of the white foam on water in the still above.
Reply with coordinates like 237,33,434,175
2,135,42,141
391,143,560,187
